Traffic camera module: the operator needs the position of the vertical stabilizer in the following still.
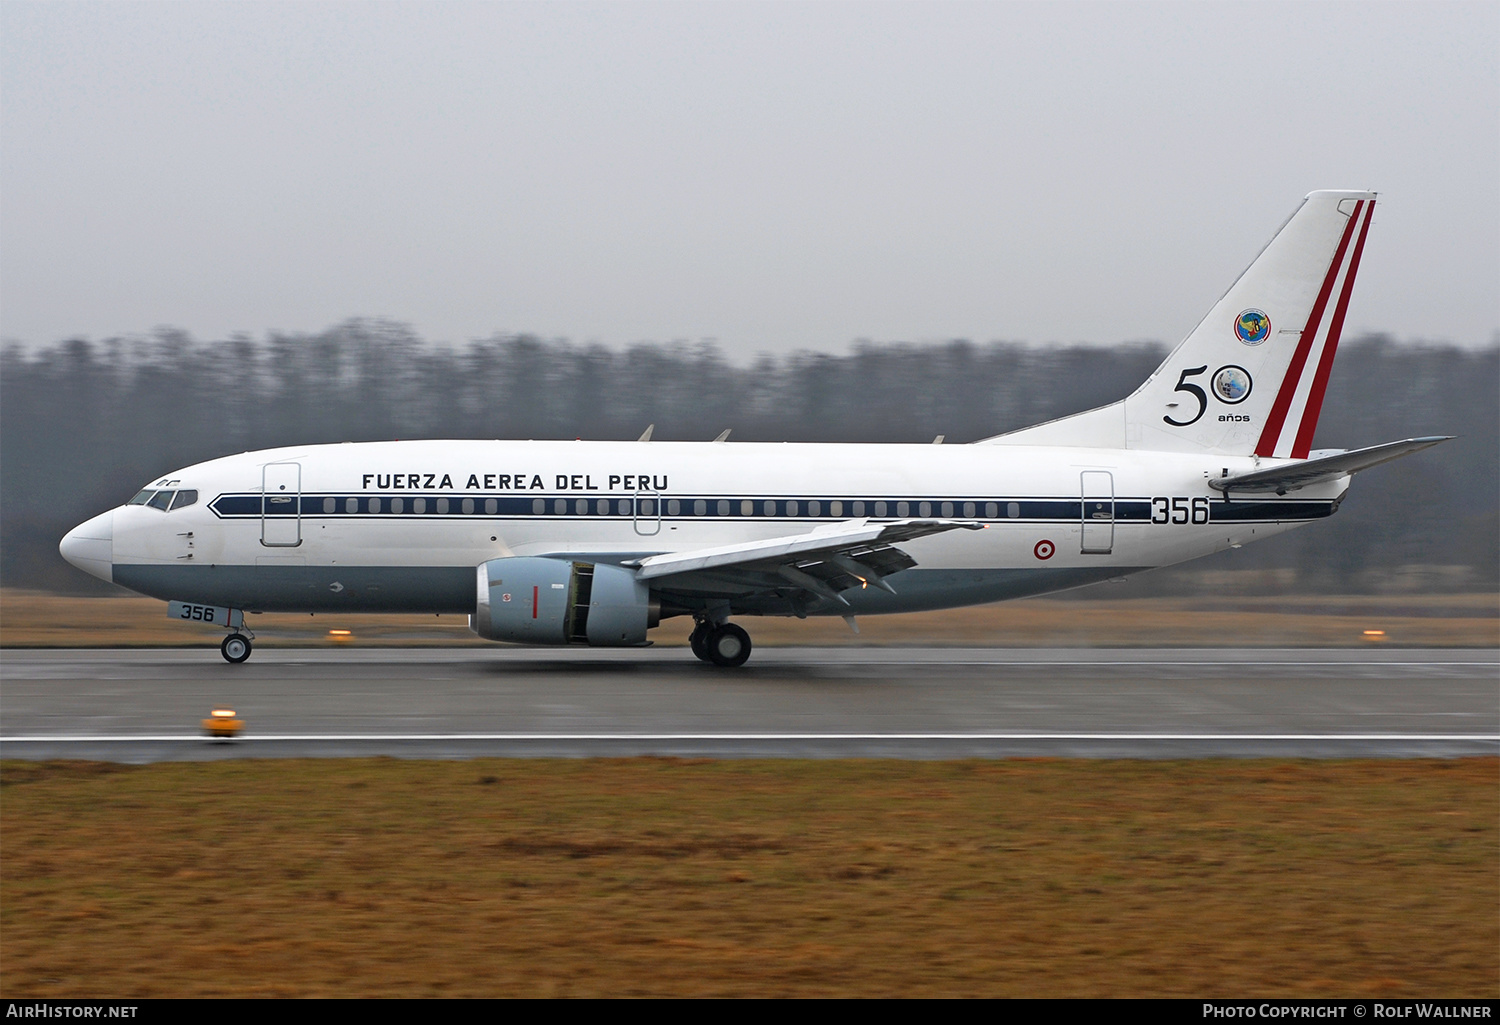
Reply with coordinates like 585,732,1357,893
985,191,1376,455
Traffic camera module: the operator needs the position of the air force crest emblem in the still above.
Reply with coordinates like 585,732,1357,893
1234,309,1271,345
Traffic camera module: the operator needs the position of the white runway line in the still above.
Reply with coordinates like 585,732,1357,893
786,661,1500,670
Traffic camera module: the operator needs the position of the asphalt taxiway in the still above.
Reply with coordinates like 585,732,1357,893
1,647,1495,761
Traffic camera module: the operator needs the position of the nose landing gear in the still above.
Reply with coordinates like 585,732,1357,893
167,601,256,663
689,619,752,667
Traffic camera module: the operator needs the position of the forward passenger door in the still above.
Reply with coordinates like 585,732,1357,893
262,463,302,546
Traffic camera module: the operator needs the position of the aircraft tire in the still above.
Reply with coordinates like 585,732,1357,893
706,623,752,667
221,634,252,664
689,622,712,662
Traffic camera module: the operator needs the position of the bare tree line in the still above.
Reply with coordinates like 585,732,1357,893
3,321,1495,593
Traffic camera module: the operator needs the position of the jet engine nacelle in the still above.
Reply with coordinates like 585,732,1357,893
470,556,658,646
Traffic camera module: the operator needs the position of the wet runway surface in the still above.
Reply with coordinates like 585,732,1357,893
2,647,1496,760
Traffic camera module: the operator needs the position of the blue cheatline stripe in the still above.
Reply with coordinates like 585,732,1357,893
210,493,1334,523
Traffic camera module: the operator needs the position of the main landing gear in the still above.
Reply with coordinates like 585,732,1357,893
689,619,752,667
220,633,253,664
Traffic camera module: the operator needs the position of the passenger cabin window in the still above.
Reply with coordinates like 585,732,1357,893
147,490,175,511
129,489,155,506
170,490,198,511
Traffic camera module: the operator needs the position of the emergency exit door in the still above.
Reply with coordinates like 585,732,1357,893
633,490,662,536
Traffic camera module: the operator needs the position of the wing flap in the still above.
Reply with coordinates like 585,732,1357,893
1209,436,1452,495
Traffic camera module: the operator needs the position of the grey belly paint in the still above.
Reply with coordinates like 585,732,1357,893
112,563,1144,617
113,564,476,613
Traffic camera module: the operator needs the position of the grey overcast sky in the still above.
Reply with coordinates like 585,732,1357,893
2,1,1496,357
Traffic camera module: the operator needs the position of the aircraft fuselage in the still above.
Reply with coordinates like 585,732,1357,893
67,438,1341,617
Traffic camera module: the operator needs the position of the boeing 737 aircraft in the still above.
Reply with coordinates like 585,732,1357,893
60,190,1448,665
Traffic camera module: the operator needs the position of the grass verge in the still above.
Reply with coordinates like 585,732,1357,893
2,757,1495,997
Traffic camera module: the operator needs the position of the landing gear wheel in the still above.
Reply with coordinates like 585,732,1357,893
689,622,712,662
706,623,752,667
221,633,252,664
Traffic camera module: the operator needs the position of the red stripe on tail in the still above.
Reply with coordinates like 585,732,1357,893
1253,204,1364,457
1291,200,1373,458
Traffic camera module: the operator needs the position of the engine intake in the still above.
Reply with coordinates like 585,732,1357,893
470,557,658,646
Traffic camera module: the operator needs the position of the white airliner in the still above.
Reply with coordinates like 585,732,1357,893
60,190,1448,665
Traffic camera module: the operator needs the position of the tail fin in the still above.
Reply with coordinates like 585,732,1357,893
985,190,1376,456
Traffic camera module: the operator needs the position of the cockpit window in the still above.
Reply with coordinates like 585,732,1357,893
128,489,156,505
147,490,175,511
170,490,198,511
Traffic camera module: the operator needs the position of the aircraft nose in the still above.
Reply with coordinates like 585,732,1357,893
60,510,114,583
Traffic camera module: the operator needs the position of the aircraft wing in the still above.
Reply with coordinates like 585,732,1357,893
1209,436,1453,495
625,518,983,605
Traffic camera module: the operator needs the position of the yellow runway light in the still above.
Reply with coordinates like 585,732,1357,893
202,708,244,739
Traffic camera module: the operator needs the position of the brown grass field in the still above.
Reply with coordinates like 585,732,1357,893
1,757,1496,998
2,588,1496,648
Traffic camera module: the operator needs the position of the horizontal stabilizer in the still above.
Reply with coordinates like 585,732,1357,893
1209,436,1452,495
627,518,981,581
